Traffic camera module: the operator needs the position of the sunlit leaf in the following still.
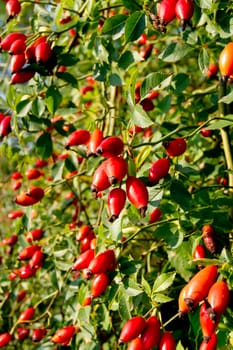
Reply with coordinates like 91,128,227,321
152,272,176,294
140,72,172,99
46,86,62,115
125,11,146,44
159,43,193,62
101,14,127,39
36,132,53,159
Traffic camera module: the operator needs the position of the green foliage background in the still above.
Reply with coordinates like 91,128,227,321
0,0,233,349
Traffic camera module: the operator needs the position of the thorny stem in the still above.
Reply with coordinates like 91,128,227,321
95,198,105,228
131,126,194,149
0,291,11,309
72,158,92,226
131,116,233,150
44,169,88,193
122,218,178,245
108,86,117,136
99,4,123,12
143,306,158,319
21,0,81,14
10,290,59,334
34,290,59,310
162,312,180,328
218,77,233,220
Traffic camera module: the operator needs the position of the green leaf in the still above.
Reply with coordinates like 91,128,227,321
57,53,79,66
51,162,64,181
46,86,62,115
152,293,174,304
199,0,214,9
140,73,172,100
118,288,131,320
157,95,172,114
79,321,95,340
170,180,192,210
36,132,53,159
93,62,109,81
101,14,127,39
127,204,142,224
176,340,186,350
56,72,77,87
32,97,45,117
188,310,201,345
55,260,73,271
141,275,151,297
219,92,233,104
100,304,112,332
191,258,221,267
76,60,94,73
123,278,144,296
118,50,142,69
135,145,152,169
127,157,137,177
168,242,194,281
198,48,209,73
122,0,142,11
109,216,123,241
6,84,15,109
109,73,122,86
159,43,193,63
16,98,32,116
170,73,190,94
206,115,233,129
126,66,140,106
152,272,176,294
153,221,184,249
131,104,154,127
125,11,146,44
119,257,142,275
65,157,76,172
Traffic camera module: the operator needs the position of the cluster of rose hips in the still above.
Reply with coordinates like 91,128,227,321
0,303,75,347
191,225,231,349
1,167,46,276
10,166,44,191
0,315,47,347
178,264,230,349
72,227,117,306
0,322,77,347
0,235,47,347
149,0,195,32
0,111,188,348
65,126,187,221
6,157,47,208
183,223,229,350
0,32,55,84
8,243,44,280
118,314,176,350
